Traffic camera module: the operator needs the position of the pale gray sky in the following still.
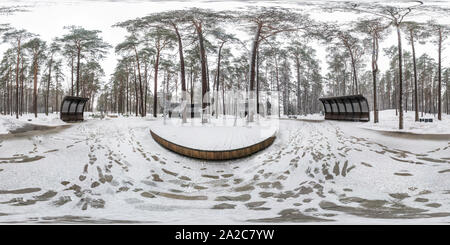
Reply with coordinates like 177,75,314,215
0,0,449,92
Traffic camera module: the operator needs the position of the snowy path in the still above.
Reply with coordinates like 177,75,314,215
0,117,449,223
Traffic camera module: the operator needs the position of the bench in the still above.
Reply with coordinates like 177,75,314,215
419,118,433,123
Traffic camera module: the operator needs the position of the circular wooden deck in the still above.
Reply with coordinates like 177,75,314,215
150,130,276,161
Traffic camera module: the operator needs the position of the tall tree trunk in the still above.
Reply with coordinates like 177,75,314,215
410,29,419,121
71,55,74,96
215,41,225,119
15,39,21,119
133,46,144,117
26,80,29,114
303,72,308,116
162,70,166,122
256,49,260,115
447,72,449,114
76,46,81,97
190,67,194,118
249,23,262,92
126,68,129,114
349,51,358,94
165,71,170,120
342,62,347,96
20,55,24,116
274,56,281,118
144,63,148,116
81,66,84,97
222,75,226,116
248,23,263,122
173,23,187,123
295,55,301,114
342,38,358,94
193,21,209,122
7,67,10,115
133,65,138,116
421,71,424,116
33,58,38,118
55,75,59,112
372,32,379,123
46,55,53,116
153,47,160,118
396,25,404,129
437,27,442,120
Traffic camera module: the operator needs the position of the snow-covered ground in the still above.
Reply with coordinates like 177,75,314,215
294,114,325,121
0,113,67,135
283,110,450,135
361,110,450,135
0,114,449,224
151,117,278,151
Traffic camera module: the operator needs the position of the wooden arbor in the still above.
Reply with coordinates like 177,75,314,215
319,95,370,122
60,96,89,122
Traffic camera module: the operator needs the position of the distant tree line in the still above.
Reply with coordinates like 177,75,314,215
0,6,110,118
1,3,449,130
101,3,449,129
324,1,449,128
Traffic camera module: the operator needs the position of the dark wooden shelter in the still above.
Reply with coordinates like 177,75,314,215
319,95,370,122
60,96,89,122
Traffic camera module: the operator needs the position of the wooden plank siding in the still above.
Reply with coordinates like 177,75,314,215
150,130,276,161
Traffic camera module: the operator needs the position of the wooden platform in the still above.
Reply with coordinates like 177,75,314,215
150,130,276,161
